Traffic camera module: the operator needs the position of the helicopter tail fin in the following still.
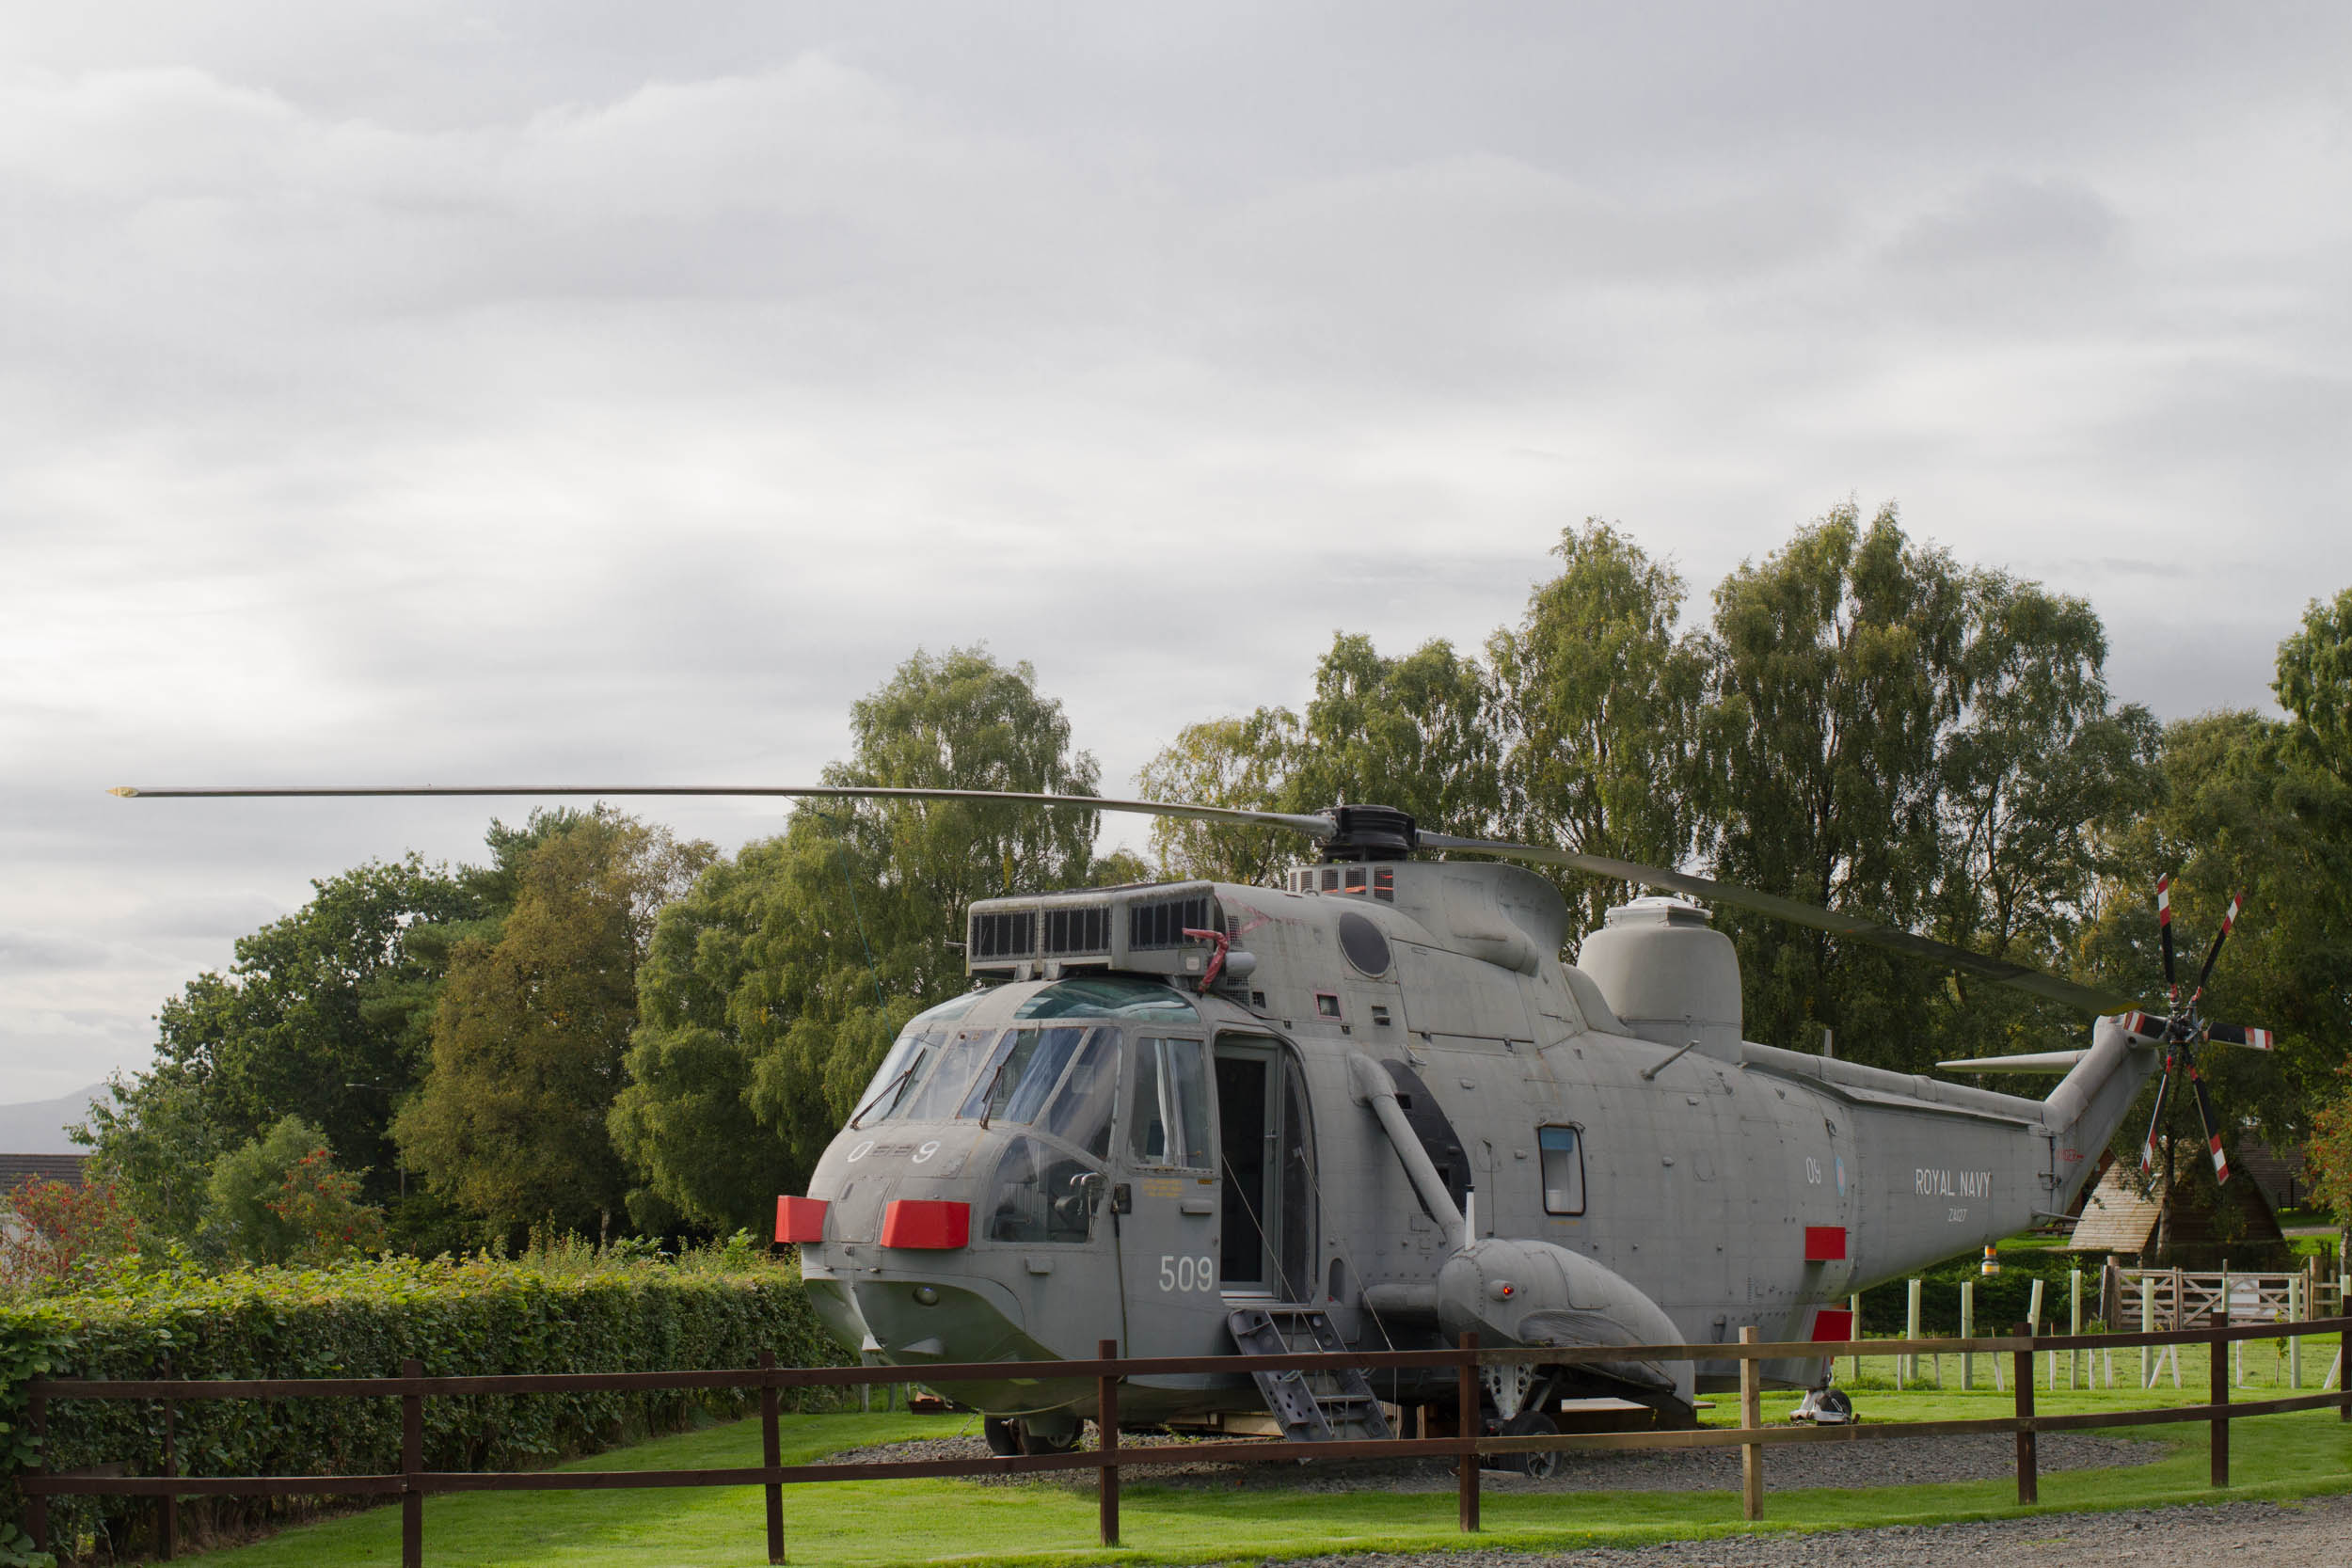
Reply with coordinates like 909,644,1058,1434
2039,1015,2165,1208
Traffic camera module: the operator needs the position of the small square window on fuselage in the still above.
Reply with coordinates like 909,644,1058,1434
1538,1125,1585,1215
1314,992,1343,1020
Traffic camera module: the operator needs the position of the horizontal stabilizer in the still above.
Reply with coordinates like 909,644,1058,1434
1937,1050,2088,1076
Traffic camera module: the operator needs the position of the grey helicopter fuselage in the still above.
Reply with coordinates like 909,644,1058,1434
791,856,2158,1429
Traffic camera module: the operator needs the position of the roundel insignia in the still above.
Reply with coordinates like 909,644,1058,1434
1834,1156,1848,1196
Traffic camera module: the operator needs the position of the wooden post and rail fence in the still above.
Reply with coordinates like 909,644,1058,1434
19,1315,2352,1564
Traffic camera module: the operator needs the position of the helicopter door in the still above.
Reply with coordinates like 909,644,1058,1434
1110,1032,1227,1362
1212,1037,1317,1304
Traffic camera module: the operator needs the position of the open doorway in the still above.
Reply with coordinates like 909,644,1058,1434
1214,1037,1317,1302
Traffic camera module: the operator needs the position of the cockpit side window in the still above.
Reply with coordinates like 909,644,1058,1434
983,1135,1100,1243
1042,1028,1118,1158
1128,1035,1212,1168
1538,1124,1585,1215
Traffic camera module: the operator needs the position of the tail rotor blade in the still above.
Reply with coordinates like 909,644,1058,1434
2189,891,2246,1005
2185,1056,2232,1184
2139,1069,2172,1178
2202,1022,2274,1051
2156,876,2177,1002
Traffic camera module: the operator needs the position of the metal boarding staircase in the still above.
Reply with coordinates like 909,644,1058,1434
1226,1306,1395,1442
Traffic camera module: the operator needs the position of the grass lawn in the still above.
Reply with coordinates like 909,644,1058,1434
183,1366,2352,1568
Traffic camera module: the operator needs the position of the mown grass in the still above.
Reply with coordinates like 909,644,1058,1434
183,1360,2352,1568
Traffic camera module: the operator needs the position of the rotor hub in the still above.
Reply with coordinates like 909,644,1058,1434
1315,804,1419,863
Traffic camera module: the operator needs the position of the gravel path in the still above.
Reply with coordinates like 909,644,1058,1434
1248,1495,2352,1568
824,1428,2162,1494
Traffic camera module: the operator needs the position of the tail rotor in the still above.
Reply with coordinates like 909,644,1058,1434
2129,880,2265,1186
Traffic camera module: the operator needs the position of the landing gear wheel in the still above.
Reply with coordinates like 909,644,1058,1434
1018,1415,1081,1455
984,1415,1081,1455
1501,1410,1561,1481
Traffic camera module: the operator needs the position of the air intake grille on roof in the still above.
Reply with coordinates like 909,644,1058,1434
1128,895,1215,950
1041,906,1109,957
970,909,1036,961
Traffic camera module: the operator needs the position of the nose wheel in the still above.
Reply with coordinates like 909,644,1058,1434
982,1414,1083,1456
1497,1408,1562,1480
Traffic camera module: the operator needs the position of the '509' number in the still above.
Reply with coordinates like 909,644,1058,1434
1158,1254,1215,1292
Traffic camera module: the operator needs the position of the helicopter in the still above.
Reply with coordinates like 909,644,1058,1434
112,783,2266,1462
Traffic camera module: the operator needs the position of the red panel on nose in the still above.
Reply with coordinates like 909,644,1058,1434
1804,1225,1847,1261
881,1199,970,1249
1812,1307,1854,1341
776,1196,828,1245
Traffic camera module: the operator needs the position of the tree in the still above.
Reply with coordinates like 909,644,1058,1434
395,809,712,1242
1138,709,1306,884
1137,633,1496,882
1486,521,1708,935
2239,586,2352,1212
1698,501,2150,1071
2277,585,2352,776
612,648,1108,1232
81,857,487,1239
1699,503,1974,1064
0,1175,135,1289
199,1115,382,1265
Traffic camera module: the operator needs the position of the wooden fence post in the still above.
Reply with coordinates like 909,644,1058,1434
2069,1270,2083,1390
2210,1322,2229,1487
158,1355,178,1560
2338,1311,2349,1421
1740,1326,1763,1522
25,1387,48,1560
1960,1282,1975,1391
1848,1292,1862,1385
2289,1276,2303,1389
1456,1332,1480,1534
1905,1279,1922,1385
2012,1323,2037,1505
1097,1338,1120,1548
760,1350,784,1564
402,1356,423,1568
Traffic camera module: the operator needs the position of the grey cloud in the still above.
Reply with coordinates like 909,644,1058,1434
4,4,2349,1092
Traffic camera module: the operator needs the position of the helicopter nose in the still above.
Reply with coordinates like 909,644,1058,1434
848,1276,1046,1365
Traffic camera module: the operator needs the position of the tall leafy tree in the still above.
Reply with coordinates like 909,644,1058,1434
1137,634,1495,880
612,648,1107,1232
395,808,711,1242
1698,501,2149,1071
1486,521,1708,935
81,857,485,1239
2242,586,2352,1212
1699,503,1972,1064
1137,709,1307,886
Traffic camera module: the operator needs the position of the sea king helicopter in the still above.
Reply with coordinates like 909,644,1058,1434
113,783,2269,1461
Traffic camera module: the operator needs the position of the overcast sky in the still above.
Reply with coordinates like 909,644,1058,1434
4,4,2348,1104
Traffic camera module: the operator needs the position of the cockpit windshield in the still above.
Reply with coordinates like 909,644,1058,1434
848,992,981,1127
848,978,1189,1140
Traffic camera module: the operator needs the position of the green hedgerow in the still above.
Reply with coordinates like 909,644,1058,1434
1,1248,845,1564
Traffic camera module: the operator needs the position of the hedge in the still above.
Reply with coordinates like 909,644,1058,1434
1,1252,848,1564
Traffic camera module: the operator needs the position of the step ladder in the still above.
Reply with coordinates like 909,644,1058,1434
1227,1306,1395,1443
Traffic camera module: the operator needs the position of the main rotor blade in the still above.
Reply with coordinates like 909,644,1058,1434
108,784,1340,840
1419,832,2141,1016
2139,1069,2172,1177
2188,890,2245,1006
2185,1057,2233,1184
2201,1022,2274,1051
2157,875,2177,1000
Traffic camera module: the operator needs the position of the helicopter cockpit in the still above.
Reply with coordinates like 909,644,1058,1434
794,974,1265,1413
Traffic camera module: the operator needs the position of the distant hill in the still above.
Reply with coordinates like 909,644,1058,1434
0,1084,108,1154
